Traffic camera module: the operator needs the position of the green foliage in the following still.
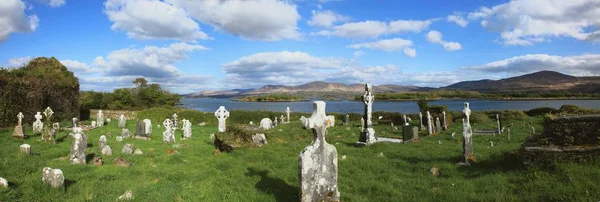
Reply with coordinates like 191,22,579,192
0,57,79,127
526,107,557,116
470,111,491,124
417,98,428,113
238,94,305,102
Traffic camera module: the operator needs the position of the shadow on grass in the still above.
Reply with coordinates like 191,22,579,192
64,179,76,190
459,151,524,178
56,134,68,143
245,168,298,202
86,153,95,163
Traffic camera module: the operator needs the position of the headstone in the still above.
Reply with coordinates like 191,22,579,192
343,114,350,125
99,135,107,150
462,102,474,164
407,116,412,122
134,149,143,155
107,118,111,124
12,112,26,139
70,127,87,164
300,116,308,129
143,119,152,136
0,177,7,188
101,145,112,156
496,114,501,135
72,117,78,128
134,121,147,139
418,112,424,131
20,144,31,155
162,119,176,143
507,128,511,140
214,106,229,132
260,118,273,130
286,107,291,123
280,115,285,124
118,190,133,200
531,126,535,135
299,101,339,202
116,136,123,142
435,117,441,135
326,115,335,127
172,113,178,129
402,125,418,141
403,114,407,124
274,117,279,127
118,114,126,128
251,133,268,147
427,111,433,135
91,121,97,128
122,144,134,154
442,111,448,131
42,107,55,142
249,121,254,125
182,119,192,139
42,167,64,189
97,110,104,127
33,112,43,133
359,83,377,145
121,128,132,139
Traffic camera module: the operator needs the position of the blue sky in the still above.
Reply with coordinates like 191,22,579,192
1,0,599,93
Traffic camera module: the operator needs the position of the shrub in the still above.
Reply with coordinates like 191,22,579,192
470,111,490,124
526,107,557,117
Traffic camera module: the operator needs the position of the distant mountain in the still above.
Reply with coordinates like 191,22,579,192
444,71,600,92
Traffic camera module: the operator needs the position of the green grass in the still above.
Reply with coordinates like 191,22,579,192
1,111,599,201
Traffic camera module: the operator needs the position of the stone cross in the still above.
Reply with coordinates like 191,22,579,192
418,112,424,131
72,117,78,128
299,101,340,202
427,111,432,135
172,113,178,129
33,112,43,133
442,111,448,131
214,106,229,132
286,107,291,123
17,112,24,126
462,102,473,164
359,83,377,145
162,119,176,143
44,107,54,120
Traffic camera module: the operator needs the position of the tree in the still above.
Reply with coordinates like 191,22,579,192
133,77,148,88
417,98,429,113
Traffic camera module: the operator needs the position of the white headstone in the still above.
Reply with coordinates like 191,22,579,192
182,119,192,139
286,107,291,123
101,145,112,156
118,114,126,128
427,111,433,135
33,112,43,133
70,128,87,164
326,115,335,128
162,119,176,143
418,112,424,131
143,119,152,136
97,110,104,127
42,167,64,189
214,106,229,132
260,118,273,130
462,102,473,164
172,113,178,129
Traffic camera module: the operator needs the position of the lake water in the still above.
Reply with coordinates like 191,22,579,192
181,98,600,113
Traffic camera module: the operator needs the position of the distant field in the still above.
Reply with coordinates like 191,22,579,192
1,110,599,201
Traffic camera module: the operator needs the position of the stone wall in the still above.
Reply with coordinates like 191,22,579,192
543,114,600,146
90,109,137,120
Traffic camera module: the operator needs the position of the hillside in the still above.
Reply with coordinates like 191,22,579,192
444,71,600,92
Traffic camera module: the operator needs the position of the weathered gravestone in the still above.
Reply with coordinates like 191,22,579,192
300,116,308,129
162,119,176,143
298,101,340,202
402,125,419,142
461,102,474,165
98,135,107,151
286,107,291,123
358,83,377,146
343,114,349,125
118,114,126,128
97,110,104,127
121,128,132,139
427,111,433,135
496,114,502,135
33,112,43,134
122,144,134,154
172,113,178,129
215,106,230,132
442,111,448,131
134,121,149,140
42,167,64,189
260,118,273,130
435,117,442,135
182,119,192,139
274,117,279,127
72,117,78,128
326,115,335,127
12,112,26,139
41,107,56,143
91,121,96,128
280,115,285,124
418,112,424,131
143,119,152,136
70,127,87,164
101,145,112,156
20,144,31,155
403,114,407,125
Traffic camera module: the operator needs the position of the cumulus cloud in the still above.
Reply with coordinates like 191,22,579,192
60,59,100,74
425,30,462,51
312,19,433,38
94,42,208,78
307,10,349,28
463,54,600,76
104,0,209,41
47,0,66,7
167,0,301,41
326,65,399,84
467,0,600,45
347,38,416,57
0,0,39,42
447,13,468,27
6,56,33,67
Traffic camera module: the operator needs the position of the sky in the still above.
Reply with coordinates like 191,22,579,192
1,0,599,94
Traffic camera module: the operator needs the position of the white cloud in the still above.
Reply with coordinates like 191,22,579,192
425,30,462,51
447,13,467,27
94,42,208,78
353,51,365,60
403,47,416,58
463,54,600,76
307,10,349,28
6,56,33,67
312,19,433,38
103,0,209,41
167,0,301,41
60,59,100,74
48,0,66,7
0,0,39,42
467,0,600,45
326,65,399,84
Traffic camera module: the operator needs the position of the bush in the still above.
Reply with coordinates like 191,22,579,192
470,111,491,124
500,110,529,122
526,107,557,117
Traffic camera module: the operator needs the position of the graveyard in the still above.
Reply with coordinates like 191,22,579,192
1,102,599,201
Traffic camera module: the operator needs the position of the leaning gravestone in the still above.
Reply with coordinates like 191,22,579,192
260,118,273,130
214,106,230,132
42,167,64,189
33,112,43,134
143,119,152,137
162,119,176,143
70,127,87,164
118,114,126,128
358,83,377,146
41,107,56,143
461,102,474,165
299,101,340,202
98,135,107,150
12,112,26,139
121,128,132,139
97,110,104,127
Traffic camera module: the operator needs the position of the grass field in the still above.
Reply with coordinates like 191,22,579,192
1,110,599,201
